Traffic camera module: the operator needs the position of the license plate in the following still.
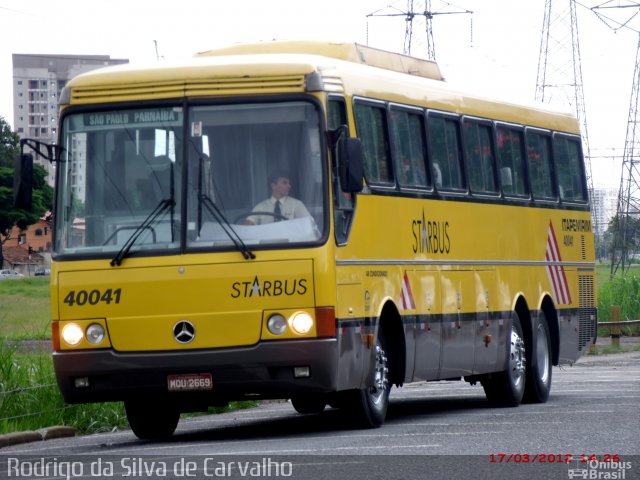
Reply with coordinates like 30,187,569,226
167,373,213,392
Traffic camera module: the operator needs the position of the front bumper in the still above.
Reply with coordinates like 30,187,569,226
54,338,338,405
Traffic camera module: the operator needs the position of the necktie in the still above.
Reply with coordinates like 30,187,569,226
274,200,282,221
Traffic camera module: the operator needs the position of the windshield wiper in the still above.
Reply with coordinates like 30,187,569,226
110,198,175,266
199,194,255,260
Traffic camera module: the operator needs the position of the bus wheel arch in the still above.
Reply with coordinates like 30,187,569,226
541,295,560,366
344,300,404,428
378,301,406,388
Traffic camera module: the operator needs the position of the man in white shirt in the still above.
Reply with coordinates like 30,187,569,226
246,172,310,225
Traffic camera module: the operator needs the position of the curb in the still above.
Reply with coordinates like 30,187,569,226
0,426,76,449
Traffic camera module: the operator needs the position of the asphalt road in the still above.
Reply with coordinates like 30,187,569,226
1,349,639,479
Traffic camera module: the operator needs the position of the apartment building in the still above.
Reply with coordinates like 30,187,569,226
12,53,128,185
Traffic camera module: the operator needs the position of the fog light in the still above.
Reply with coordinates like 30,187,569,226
74,377,90,388
86,323,105,344
62,323,83,346
294,366,310,378
267,314,287,335
290,312,313,335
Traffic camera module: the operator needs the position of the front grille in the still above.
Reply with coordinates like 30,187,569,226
578,275,596,351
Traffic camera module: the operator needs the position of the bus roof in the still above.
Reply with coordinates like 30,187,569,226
62,40,579,133
196,40,445,81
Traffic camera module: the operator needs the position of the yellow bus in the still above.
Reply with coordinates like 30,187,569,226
15,41,597,440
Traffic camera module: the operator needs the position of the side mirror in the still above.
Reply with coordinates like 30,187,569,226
13,153,33,210
337,137,364,193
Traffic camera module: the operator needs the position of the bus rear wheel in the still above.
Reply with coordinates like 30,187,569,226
125,398,180,440
482,313,526,407
345,331,390,427
524,317,552,403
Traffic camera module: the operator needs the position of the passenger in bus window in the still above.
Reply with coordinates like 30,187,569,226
245,171,310,225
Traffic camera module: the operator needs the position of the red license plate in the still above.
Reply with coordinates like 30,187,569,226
167,373,213,392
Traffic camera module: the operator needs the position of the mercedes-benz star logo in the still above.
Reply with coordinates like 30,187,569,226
173,321,196,344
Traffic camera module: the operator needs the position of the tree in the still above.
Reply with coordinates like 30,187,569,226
0,116,53,268
607,213,640,274
0,115,19,168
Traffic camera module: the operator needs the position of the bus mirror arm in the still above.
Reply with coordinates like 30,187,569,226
338,137,364,193
14,138,63,210
19,138,62,163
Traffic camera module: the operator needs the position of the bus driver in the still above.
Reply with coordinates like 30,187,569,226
245,171,310,225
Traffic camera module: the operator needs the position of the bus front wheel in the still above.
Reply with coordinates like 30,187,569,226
125,398,180,440
346,331,390,427
482,313,526,407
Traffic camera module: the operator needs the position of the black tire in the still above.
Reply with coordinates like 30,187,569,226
291,395,326,414
345,330,391,428
125,399,180,440
482,313,526,407
524,316,552,403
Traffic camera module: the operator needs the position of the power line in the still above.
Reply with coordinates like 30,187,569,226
367,0,472,60
585,0,640,33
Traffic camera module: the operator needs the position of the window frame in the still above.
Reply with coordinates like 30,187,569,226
426,110,467,194
352,97,396,190
460,115,499,198
525,127,558,203
553,132,589,205
388,103,432,193
328,95,357,246
495,122,530,200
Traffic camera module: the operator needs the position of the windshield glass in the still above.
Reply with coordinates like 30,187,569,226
55,107,183,255
55,101,326,258
186,101,325,248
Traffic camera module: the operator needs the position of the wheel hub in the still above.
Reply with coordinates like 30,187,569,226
509,329,526,387
370,344,389,406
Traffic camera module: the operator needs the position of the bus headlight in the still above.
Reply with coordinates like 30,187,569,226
86,323,106,344
61,323,83,346
290,312,314,335
267,314,288,335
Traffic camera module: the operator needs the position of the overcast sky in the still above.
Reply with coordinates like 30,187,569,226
1,0,638,188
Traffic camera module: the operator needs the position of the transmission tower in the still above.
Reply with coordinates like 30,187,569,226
367,1,472,60
535,0,596,240
592,1,640,276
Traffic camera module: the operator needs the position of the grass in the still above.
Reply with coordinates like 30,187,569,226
0,343,256,435
0,343,127,435
0,277,51,339
594,263,640,340
587,342,640,356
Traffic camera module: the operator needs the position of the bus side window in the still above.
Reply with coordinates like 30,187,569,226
353,102,394,186
463,120,497,194
554,135,587,202
428,114,464,191
497,126,529,197
527,130,556,200
328,97,347,130
329,97,355,244
390,108,430,189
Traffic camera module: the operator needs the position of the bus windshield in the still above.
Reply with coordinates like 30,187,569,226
55,101,325,257
186,101,324,249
